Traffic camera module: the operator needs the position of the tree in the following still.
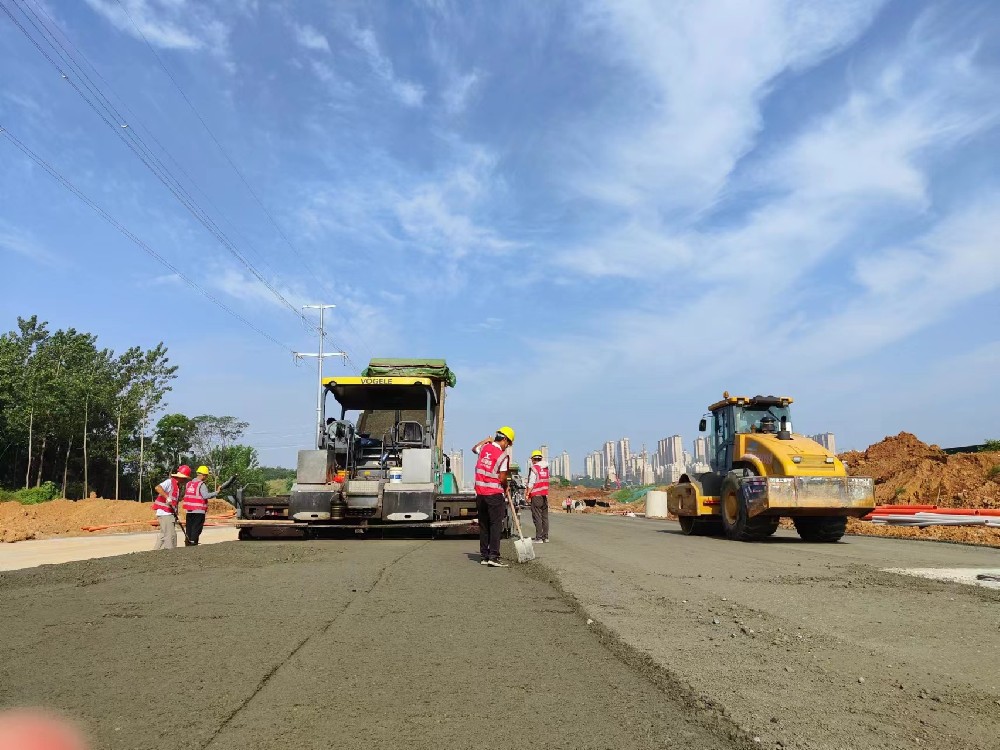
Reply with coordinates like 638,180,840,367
0,317,178,500
152,413,196,476
133,345,178,501
190,415,250,475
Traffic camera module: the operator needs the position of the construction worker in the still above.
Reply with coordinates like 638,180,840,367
181,465,218,546
472,426,514,567
153,465,190,550
526,449,550,543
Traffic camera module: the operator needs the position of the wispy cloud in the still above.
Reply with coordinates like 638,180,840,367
0,223,58,266
293,23,330,54
83,0,233,59
349,25,426,107
526,3,1000,441
568,0,886,214
442,70,481,116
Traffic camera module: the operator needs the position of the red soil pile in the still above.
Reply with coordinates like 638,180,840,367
840,432,1000,508
0,498,235,543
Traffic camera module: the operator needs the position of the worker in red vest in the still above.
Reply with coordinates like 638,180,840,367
527,449,550,543
153,465,190,550
181,465,219,546
472,426,514,567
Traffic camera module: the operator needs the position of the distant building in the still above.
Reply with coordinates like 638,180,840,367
667,435,684,465
549,450,571,481
446,450,465,490
693,437,711,463
809,433,836,454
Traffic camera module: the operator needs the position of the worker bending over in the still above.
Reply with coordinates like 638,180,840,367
472,426,515,567
153,465,190,550
526,450,550,543
181,465,218,546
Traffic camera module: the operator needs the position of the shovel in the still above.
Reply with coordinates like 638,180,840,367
505,491,535,563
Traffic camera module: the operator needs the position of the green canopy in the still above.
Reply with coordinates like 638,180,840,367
361,358,457,387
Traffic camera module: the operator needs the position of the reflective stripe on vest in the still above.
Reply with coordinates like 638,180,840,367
474,442,505,495
182,478,208,512
152,478,179,514
528,465,549,497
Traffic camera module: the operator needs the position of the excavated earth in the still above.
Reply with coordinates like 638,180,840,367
0,498,235,543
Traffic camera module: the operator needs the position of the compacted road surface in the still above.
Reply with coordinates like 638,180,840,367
530,513,1000,750
0,536,745,750
2,515,998,750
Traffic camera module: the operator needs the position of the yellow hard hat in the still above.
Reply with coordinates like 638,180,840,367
196,465,210,476
496,426,515,443
530,450,543,458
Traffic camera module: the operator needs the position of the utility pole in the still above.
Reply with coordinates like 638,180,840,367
294,304,346,449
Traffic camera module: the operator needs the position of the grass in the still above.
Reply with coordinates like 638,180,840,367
989,465,1000,481
0,481,60,504
894,486,906,498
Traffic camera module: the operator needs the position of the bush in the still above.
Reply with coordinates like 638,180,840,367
0,481,61,504
982,438,1000,452
989,465,1000,481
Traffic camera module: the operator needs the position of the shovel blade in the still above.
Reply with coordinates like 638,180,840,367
514,537,535,562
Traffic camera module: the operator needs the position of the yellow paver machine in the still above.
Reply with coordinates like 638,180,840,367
667,393,875,542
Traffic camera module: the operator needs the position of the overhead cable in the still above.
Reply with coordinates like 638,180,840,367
0,124,295,354
3,0,354,361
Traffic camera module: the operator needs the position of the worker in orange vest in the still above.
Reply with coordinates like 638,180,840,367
526,449,550,543
472,426,514,567
153,465,190,550
181,465,219,546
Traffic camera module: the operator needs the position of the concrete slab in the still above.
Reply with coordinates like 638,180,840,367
884,566,1000,589
0,527,238,571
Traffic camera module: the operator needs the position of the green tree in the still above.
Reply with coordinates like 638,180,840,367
133,345,178,501
152,413,196,476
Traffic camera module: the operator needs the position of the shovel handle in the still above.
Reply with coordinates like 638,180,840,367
505,491,527,541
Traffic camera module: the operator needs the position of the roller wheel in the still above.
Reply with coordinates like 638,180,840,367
237,528,252,541
720,473,780,542
678,515,698,535
793,516,847,543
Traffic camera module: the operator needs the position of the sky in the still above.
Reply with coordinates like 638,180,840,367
2,0,999,472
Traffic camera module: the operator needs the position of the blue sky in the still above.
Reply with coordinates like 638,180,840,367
2,0,999,471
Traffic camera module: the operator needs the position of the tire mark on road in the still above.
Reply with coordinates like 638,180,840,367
201,541,430,749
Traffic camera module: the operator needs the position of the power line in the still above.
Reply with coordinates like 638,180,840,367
112,0,376,362
2,0,353,360
0,123,294,354
25,0,290,289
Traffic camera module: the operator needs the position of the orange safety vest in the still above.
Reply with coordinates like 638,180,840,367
152,478,179,514
474,442,506,496
528,464,550,498
182,478,208,513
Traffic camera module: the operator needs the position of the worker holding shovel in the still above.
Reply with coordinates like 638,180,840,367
472,426,514,567
152,465,190,550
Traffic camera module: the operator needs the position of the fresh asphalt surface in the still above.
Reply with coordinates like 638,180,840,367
1,512,997,750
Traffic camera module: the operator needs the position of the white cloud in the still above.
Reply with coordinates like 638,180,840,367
0,223,58,266
570,0,886,213
294,23,330,53
521,5,1000,458
84,0,233,59
393,148,519,258
442,70,481,116
349,26,426,107
208,264,309,313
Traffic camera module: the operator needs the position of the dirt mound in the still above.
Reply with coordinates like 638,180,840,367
549,485,650,515
841,432,1000,508
0,498,235,543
